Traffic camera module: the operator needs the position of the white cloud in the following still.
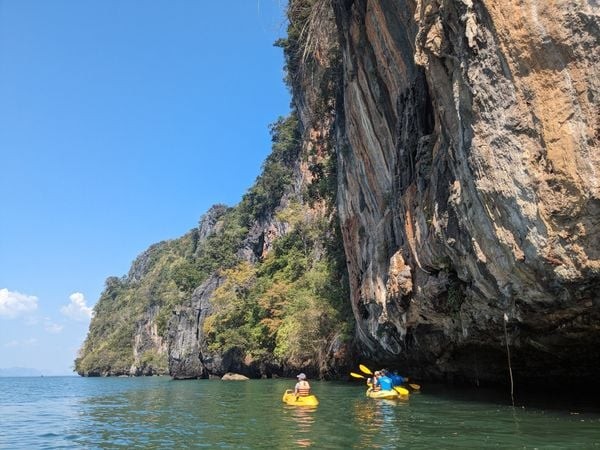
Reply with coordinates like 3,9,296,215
3,338,38,348
41,316,64,334
60,292,94,321
0,288,39,318
44,321,64,334
24,316,40,326
22,315,63,333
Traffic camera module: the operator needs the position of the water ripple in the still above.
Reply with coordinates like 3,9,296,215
1,377,599,449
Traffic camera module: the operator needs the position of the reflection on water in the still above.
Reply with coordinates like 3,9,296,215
352,394,410,449
1,377,599,449
286,405,316,447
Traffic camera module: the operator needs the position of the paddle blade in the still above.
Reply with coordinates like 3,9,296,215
350,372,365,379
394,386,409,396
359,364,373,375
409,383,421,391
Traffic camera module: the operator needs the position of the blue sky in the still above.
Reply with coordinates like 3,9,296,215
0,0,290,375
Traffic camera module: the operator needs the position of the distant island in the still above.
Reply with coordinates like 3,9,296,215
0,367,44,377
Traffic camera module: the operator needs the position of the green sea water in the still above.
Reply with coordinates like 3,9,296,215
1,376,599,449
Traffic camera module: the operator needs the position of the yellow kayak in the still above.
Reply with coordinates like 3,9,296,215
366,388,409,401
282,389,319,406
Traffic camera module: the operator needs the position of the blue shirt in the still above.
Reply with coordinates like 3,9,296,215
377,375,393,391
390,374,405,386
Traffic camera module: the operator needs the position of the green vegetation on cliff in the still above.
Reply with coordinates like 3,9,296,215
203,2,351,371
204,201,351,371
240,115,301,223
75,236,199,375
76,0,351,377
75,109,350,376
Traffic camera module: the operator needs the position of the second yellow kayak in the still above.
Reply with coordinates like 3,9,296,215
366,388,409,401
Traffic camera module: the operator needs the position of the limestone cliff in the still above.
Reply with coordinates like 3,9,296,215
76,110,353,379
77,0,599,387
316,0,600,386
167,113,352,379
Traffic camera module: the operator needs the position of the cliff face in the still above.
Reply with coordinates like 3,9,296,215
167,122,353,380
327,0,599,385
167,213,295,379
168,273,221,379
77,108,353,379
78,0,599,386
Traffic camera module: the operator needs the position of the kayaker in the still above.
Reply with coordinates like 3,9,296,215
390,370,405,387
374,371,393,391
294,373,311,397
371,371,382,391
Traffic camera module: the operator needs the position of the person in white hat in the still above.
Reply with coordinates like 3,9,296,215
294,373,311,397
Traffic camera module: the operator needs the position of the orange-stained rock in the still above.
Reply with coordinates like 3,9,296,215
318,0,600,385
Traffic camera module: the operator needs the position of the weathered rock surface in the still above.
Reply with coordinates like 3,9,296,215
221,372,250,381
328,0,600,386
168,198,305,379
126,205,231,377
168,271,278,380
79,0,599,388
129,305,168,376
168,274,221,379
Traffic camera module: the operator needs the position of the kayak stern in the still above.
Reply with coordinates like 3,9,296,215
282,389,319,406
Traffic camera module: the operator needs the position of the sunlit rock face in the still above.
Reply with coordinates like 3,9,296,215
330,0,600,385
129,305,168,376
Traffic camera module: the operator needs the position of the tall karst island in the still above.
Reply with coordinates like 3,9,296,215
76,0,599,388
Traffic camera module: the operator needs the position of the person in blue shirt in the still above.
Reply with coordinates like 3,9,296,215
374,371,393,391
389,370,405,387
